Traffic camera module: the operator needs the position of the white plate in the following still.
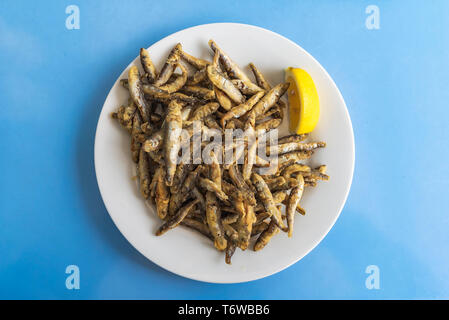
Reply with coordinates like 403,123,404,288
94,23,354,283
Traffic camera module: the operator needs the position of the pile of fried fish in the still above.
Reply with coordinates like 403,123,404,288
112,40,328,264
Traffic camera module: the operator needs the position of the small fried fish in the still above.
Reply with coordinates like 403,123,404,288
254,220,279,251
155,168,170,219
221,91,265,127
140,48,158,83
154,43,182,87
286,175,304,237
180,49,209,70
209,40,262,93
205,192,228,251
251,173,286,230
188,102,220,122
159,62,188,93
128,66,151,122
156,199,199,236
246,83,289,126
164,100,183,186
138,148,151,199
206,65,245,104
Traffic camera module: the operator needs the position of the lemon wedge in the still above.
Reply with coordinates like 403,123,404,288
285,67,320,134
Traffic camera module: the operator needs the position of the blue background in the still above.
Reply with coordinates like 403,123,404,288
1,0,448,299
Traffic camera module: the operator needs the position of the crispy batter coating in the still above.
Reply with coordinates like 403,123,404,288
128,66,151,122
131,113,143,163
280,163,311,177
249,63,271,91
228,164,256,205
188,102,220,122
278,133,309,144
140,48,158,83
277,150,314,164
209,40,262,93
232,79,264,95
286,175,304,237
164,100,183,186
156,199,199,236
251,173,286,230
181,218,213,240
181,85,215,100
251,221,269,237
206,65,245,104
225,241,237,264
154,43,182,87
254,220,279,251
268,141,326,155
214,86,234,111
138,148,151,199
159,62,188,93
143,127,164,152
221,91,265,127
187,68,208,85
155,168,170,219
234,201,256,250
180,49,209,69
243,129,257,181
255,118,282,132
246,82,289,126
206,192,227,251
199,178,229,202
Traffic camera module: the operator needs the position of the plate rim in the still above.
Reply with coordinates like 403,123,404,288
94,22,355,283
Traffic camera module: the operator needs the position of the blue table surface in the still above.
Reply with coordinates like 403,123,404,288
1,0,449,300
